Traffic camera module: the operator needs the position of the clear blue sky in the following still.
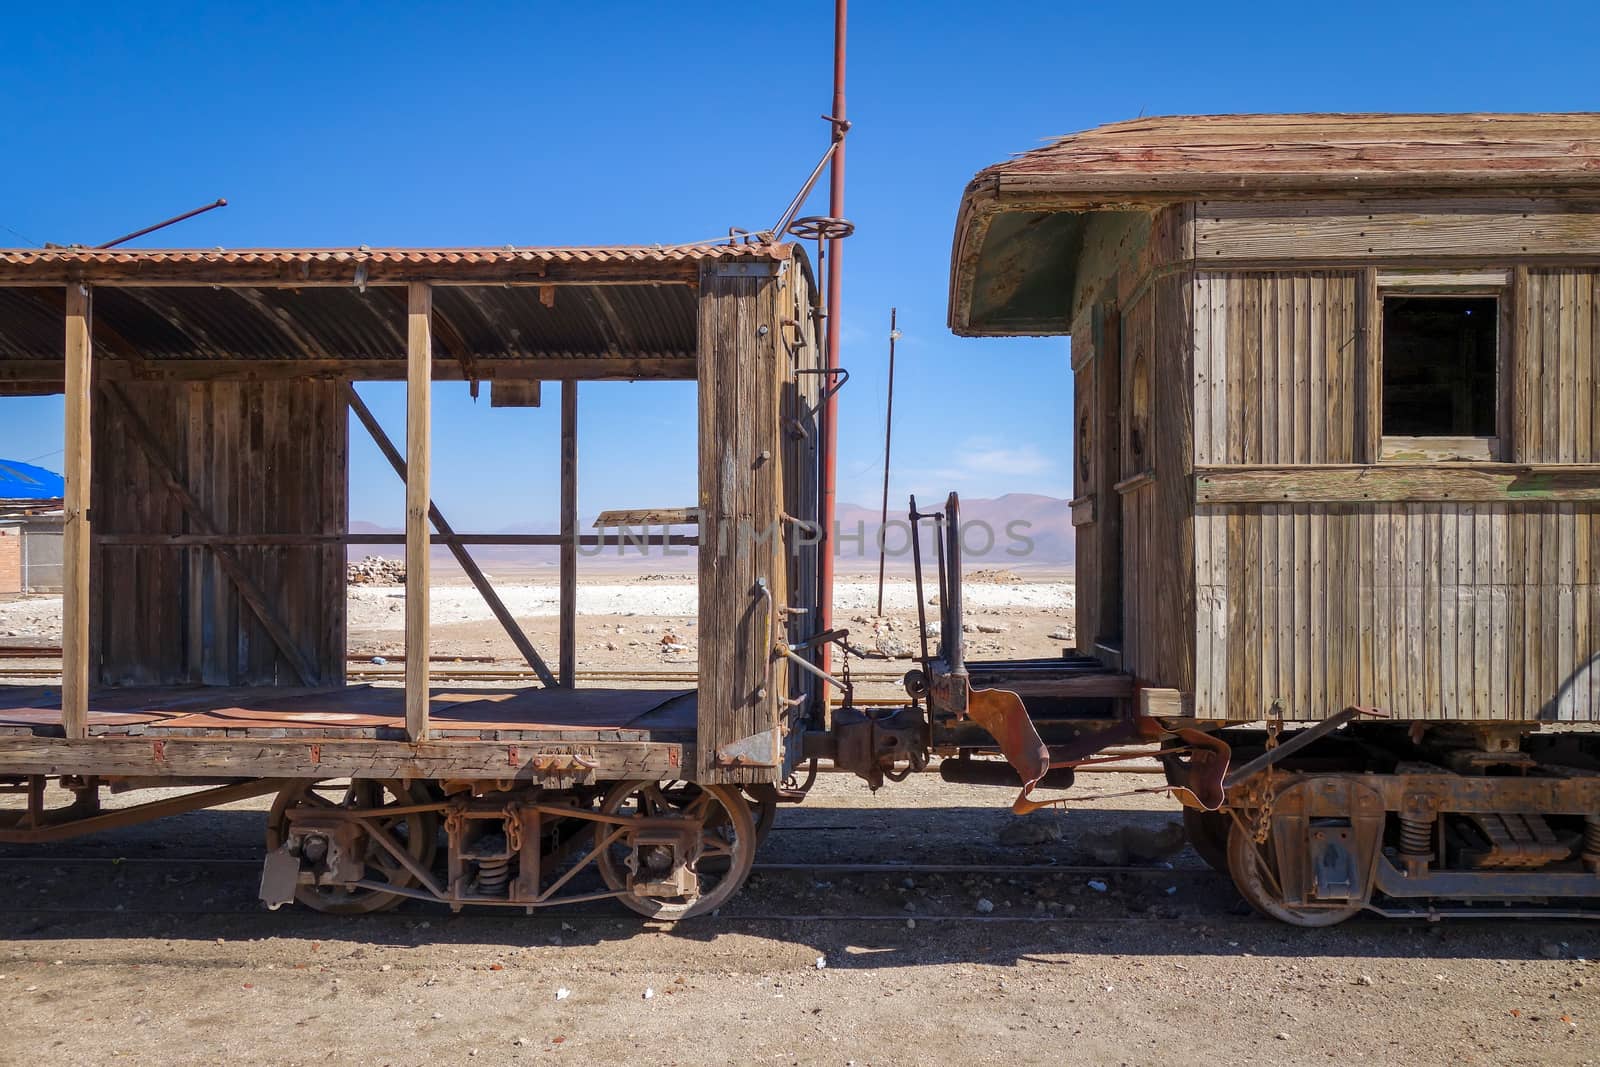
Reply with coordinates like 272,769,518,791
2,1,1597,528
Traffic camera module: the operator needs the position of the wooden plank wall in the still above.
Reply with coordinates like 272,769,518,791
92,380,348,687
1193,268,1600,722
696,261,788,783
1118,276,1195,689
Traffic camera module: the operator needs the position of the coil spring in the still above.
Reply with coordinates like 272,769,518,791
476,857,511,896
1584,815,1600,856
1398,815,1433,856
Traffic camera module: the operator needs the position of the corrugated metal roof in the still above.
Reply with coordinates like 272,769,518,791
974,113,1600,197
0,243,780,270
0,242,801,372
0,459,64,499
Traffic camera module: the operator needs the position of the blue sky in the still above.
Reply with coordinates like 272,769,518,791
2,1,1597,528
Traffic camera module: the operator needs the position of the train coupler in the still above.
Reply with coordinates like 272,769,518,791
817,705,929,790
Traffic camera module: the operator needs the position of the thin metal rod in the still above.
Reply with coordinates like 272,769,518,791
771,141,840,238
97,199,227,249
818,0,847,678
875,307,897,615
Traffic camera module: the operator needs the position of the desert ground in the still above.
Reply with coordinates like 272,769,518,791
0,773,1596,1067
0,573,1597,1065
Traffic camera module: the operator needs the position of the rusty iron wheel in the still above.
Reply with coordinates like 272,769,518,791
744,784,779,847
594,780,756,921
1182,806,1231,874
265,779,439,915
1225,815,1361,927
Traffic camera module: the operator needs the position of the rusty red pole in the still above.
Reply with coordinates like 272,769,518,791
818,0,846,676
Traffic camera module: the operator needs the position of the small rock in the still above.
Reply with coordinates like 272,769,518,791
1357,974,1374,987
1048,628,1073,641
556,988,571,1001
643,988,654,999
1276,1033,1291,1042
431,1012,443,1020
815,956,827,970
905,919,916,930
370,656,388,666
378,963,392,972
976,623,1006,634
1086,879,1108,893
975,898,995,914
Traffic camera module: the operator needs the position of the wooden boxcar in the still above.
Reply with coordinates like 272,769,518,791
946,114,1600,923
0,242,826,918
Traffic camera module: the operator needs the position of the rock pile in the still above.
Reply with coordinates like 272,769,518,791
348,555,407,586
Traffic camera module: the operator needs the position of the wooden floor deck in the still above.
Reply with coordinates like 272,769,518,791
0,684,697,743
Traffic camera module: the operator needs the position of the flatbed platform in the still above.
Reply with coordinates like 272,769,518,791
0,685,696,782
0,684,696,741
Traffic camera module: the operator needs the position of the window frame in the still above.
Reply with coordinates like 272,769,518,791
1375,270,1511,464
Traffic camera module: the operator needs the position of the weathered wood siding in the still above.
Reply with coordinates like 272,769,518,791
1516,269,1600,463
1195,502,1599,722
91,381,348,686
1118,276,1194,689
1192,267,1600,721
695,260,790,783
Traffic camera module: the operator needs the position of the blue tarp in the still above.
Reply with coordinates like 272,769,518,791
0,458,65,499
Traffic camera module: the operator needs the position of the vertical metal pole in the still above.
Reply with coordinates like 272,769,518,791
404,283,432,741
875,307,897,616
818,0,847,673
61,284,92,740
560,380,578,688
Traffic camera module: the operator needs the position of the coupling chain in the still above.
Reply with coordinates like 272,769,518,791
1252,702,1283,845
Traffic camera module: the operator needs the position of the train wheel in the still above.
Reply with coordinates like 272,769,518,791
1182,806,1232,874
1225,816,1361,927
744,784,779,847
266,779,439,915
595,780,757,921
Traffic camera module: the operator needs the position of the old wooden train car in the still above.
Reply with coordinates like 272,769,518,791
942,113,1600,922
0,242,827,918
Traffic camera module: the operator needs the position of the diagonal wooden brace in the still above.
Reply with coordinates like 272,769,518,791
343,383,558,688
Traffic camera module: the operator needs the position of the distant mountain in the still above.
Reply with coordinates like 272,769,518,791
349,494,1074,568
835,493,1074,567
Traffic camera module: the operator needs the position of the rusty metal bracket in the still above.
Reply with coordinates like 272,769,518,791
715,728,780,770
1223,706,1388,789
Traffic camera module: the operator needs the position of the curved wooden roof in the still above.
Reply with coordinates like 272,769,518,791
950,113,1600,336
972,113,1600,197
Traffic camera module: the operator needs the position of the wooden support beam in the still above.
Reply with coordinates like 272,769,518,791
1194,463,1600,504
560,380,578,688
592,507,699,528
405,283,433,742
343,387,558,687
94,532,698,547
61,285,92,741
101,384,321,686
0,357,698,385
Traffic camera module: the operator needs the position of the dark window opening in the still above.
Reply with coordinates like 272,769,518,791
1381,295,1497,438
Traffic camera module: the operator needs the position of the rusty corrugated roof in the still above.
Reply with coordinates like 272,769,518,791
974,113,1600,197
0,243,801,373
0,243,779,268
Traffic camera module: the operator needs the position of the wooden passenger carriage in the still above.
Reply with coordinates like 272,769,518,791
0,242,827,916
945,114,1600,923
